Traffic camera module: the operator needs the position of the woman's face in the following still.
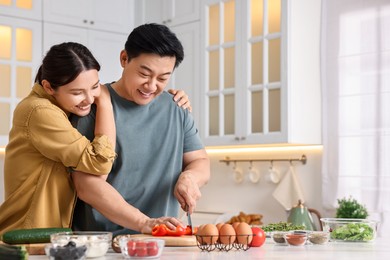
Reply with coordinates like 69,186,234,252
44,70,100,116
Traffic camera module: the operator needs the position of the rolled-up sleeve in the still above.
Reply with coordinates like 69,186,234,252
28,105,116,175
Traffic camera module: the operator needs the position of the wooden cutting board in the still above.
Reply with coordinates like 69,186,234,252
130,234,197,247
0,241,47,255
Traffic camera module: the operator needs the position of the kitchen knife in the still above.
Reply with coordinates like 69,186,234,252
186,205,193,235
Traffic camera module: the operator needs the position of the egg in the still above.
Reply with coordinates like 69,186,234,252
219,224,236,245
232,222,241,230
215,222,224,231
235,222,253,245
197,224,218,245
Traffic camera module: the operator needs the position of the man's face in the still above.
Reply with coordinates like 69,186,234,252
119,51,176,105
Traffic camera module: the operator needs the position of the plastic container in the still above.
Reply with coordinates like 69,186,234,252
50,231,112,258
284,232,307,246
119,237,164,259
320,218,378,242
308,231,329,245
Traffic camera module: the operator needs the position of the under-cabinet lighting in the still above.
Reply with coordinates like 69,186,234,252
0,147,5,153
205,145,323,154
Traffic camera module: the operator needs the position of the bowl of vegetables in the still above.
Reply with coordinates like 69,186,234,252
320,218,379,242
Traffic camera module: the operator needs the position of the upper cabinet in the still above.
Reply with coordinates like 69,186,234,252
0,2,42,146
135,0,199,26
0,0,42,20
43,0,134,34
200,0,321,146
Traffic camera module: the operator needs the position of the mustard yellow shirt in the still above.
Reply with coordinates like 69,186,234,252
0,83,116,235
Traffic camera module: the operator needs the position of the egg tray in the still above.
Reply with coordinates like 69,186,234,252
195,235,252,252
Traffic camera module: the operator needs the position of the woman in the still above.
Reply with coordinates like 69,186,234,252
0,42,191,234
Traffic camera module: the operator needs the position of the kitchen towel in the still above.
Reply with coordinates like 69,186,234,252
272,165,305,210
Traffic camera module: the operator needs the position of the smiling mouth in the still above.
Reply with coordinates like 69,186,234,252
76,104,91,111
138,89,154,98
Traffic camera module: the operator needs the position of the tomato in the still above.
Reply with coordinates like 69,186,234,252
147,241,159,256
135,241,147,257
127,240,136,256
250,227,266,247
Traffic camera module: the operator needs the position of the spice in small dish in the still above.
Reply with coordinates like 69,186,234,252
272,232,287,244
284,233,307,246
308,231,329,245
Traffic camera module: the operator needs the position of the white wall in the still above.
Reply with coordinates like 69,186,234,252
195,146,324,228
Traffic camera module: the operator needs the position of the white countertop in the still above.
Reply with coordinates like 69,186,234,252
30,237,390,259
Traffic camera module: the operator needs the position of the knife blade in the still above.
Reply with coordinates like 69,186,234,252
186,205,193,235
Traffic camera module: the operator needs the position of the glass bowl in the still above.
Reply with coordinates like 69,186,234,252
320,218,378,242
284,232,308,246
119,237,164,259
307,231,330,245
50,231,112,258
271,231,288,244
45,242,87,260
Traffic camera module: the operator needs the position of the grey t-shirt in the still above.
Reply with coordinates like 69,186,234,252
72,83,204,234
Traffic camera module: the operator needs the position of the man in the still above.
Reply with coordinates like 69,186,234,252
71,23,210,235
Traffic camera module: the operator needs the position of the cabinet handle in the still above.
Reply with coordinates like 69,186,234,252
240,136,246,140
83,19,88,23
90,21,94,25
234,136,246,141
234,137,240,141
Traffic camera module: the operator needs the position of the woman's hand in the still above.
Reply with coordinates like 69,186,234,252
94,84,111,107
168,89,192,112
140,217,184,234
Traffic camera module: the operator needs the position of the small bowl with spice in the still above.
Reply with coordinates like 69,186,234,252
284,232,308,246
308,231,329,245
272,231,288,245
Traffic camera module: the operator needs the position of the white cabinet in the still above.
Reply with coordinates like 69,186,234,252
0,0,42,20
43,0,134,34
135,0,199,26
200,0,321,146
43,23,126,85
0,16,42,146
167,22,200,124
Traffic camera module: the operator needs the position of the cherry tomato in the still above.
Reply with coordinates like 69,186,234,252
127,240,136,256
135,241,147,257
147,241,159,256
250,227,266,247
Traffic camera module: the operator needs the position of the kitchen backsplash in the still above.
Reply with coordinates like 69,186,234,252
195,146,325,226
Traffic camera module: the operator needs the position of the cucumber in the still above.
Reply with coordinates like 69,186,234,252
2,227,72,244
0,244,28,260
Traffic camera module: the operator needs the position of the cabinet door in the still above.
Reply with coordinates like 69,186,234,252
0,16,42,146
89,0,134,34
43,23,88,54
201,0,241,146
43,0,90,28
166,0,199,26
167,22,200,125
88,30,127,84
135,0,199,27
43,0,134,33
0,0,42,20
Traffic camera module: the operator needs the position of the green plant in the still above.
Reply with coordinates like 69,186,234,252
336,196,368,219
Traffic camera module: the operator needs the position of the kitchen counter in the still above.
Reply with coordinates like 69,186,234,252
30,237,390,259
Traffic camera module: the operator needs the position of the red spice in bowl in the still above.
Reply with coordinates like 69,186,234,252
284,233,307,246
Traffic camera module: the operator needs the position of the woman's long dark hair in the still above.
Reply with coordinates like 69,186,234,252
35,42,100,89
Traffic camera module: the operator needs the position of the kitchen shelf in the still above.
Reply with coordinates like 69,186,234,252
219,154,307,165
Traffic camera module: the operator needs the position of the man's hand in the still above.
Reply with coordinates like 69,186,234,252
140,217,184,234
174,171,201,214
